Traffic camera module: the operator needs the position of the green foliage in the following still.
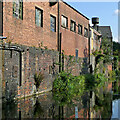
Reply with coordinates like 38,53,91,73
53,71,85,106
53,71,108,106
33,99,44,117
92,50,102,57
65,55,79,73
94,73,107,88
113,41,120,52
84,74,95,91
34,72,44,91
108,70,116,82
92,37,113,64
84,73,107,93
93,92,112,118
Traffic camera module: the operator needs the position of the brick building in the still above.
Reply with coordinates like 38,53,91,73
0,0,89,58
89,26,101,72
0,0,90,100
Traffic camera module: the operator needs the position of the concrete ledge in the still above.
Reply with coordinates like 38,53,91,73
15,88,52,100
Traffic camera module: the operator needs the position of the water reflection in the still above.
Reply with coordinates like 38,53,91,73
2,92,113,119
33,98,44,118
111,98,120,119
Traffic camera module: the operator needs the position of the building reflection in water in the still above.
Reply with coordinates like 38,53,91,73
2,92,112,119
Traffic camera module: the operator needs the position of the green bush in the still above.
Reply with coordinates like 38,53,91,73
53,71,85,106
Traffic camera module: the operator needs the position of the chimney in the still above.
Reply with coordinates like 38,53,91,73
92,17,99,31
49,0,57,6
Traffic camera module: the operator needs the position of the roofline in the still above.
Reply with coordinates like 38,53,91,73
90,26,102,36
99,25,110,27
98,25,112,36
61,0,89,20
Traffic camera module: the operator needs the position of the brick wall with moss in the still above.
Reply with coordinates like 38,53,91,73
2,44,59,100
2,44,89,100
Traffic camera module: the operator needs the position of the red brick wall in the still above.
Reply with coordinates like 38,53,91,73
0,2,2,35
108,64,112,71
3,1,89,58
3,1,58,50
60,2,89,58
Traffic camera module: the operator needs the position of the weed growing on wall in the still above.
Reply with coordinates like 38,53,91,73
34,72,44,91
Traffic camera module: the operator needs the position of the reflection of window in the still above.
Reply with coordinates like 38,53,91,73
75,49,78,59
35,7,43,27
78,24,82,35
84,28,88,37
70,20,76,32
50,15,56,32
13,0,23,19
61,15,68,28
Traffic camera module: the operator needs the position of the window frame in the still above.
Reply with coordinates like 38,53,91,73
84,27,88,38
13,0,23,20
61,15,68,29
78,24,82,35
50,14,56,32
35,7,43,27
70,20,76,32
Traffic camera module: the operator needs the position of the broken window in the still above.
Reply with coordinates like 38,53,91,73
70,20,76,32
13,0,23,20
35,7,43,27
61,15,68,28
50,15,56,32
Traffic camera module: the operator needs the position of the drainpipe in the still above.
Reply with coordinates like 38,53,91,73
88,24,91,69
19,52,22,86
88,23,92,75
57,0,61,73
57,0,59,52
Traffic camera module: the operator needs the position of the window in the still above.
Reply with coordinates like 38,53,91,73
35,7,43,27
13,0,23,20
78,24,82,35
50,15,56,32
84,28,88,37
61,15,68,28
75,49,78,59
70,20,76,32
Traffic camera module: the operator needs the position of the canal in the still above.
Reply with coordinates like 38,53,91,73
1,91,119,119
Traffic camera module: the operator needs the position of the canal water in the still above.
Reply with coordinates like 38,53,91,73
111,98,120,119
1,92,119,119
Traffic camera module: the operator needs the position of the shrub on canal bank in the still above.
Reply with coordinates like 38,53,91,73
52,71,85,106
52,71,109,106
